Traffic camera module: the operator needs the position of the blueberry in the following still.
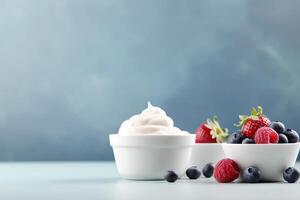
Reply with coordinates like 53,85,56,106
242,166,261,183
278,133,288,143
283,167,299,183
242,138,255,144
283,129,299,143
186,166,201,179
269,121,286,133
202,163,214,178
227,130,245,144
164,170,178,182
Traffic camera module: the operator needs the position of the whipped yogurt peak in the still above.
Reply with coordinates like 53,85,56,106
118,102,189,135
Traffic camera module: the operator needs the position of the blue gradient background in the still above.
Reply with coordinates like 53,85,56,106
0,0,300,161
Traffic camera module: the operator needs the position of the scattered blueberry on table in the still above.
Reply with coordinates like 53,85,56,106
202,163,214,178
164,171,178,183
186,166,201,179
283,167,299,183
242,166,261,183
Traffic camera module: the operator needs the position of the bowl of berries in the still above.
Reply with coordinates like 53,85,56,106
223,106,300,182
189,116,228,171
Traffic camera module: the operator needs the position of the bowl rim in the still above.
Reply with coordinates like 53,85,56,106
109,133,194,137
193,143,223,146
223,142,300,146
109,134,195,147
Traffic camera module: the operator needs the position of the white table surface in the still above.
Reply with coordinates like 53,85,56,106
0,162,299,200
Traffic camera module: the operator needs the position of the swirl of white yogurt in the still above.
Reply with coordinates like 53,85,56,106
118,102,189,135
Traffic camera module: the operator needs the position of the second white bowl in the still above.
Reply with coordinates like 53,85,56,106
189,143,225,170
222,143,300,182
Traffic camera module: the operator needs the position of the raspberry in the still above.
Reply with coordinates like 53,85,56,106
213,159,240,183
254,127,279,144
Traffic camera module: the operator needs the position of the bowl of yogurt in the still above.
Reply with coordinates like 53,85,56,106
109,102,194,180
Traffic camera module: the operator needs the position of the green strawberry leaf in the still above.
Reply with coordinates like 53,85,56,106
251,107,257,116
207,116,229,143
257,106,263,116
234,106,267,128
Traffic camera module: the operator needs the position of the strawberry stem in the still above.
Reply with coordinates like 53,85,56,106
206,115,228,143
234,106,265,127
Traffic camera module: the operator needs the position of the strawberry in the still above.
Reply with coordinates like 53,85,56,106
235,106,271,139
195,116,229,143
195,123,216,143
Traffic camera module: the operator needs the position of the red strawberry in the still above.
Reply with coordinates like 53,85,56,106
213,158,240,183
195,123,216,143
195,116,229,143
235,106,271,138
254,127,279,144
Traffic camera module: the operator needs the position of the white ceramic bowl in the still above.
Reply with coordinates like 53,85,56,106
222,143,300,182
189,142,225,170
109,134,194,180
